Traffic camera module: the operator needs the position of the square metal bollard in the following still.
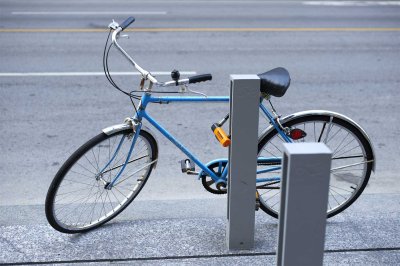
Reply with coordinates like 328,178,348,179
277,143,332,266
226,75,260,250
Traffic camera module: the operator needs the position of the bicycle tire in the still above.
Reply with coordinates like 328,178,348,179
257,114,373,219
45,129,157,233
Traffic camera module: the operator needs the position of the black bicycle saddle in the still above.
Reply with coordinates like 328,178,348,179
258,67,291,97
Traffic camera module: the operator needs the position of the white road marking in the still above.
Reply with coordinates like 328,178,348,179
303,1,400,6
12,11,167,15
0,71,196,77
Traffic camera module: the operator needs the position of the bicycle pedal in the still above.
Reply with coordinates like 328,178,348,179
186,170,200,175
180,159,195,173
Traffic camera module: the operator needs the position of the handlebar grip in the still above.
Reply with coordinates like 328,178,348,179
188,74,212,84
120,17,135,31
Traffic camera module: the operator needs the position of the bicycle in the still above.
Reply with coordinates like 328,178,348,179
45,17,375,234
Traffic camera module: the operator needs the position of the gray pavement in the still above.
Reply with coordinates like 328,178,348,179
1,0,400,264
1,194,400,264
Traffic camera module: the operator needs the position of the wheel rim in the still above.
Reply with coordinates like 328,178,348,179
257,117,370,217
51,132,153,231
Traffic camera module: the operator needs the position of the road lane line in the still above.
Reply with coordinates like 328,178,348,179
303,1,400,6
1,28,400,33
125,27,400,32
0,71,196,77
12,11,167,15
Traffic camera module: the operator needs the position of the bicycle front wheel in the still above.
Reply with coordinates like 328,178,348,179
257,113,373,218
45,129,157,233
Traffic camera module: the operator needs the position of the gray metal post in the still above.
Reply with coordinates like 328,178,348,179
277,143,332,266
226,75,260,250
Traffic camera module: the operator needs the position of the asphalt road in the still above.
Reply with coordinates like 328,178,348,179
1,0,400,208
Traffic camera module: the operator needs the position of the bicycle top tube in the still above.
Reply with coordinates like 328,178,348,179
147,95,230,103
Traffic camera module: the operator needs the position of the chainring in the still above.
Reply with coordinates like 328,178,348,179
201,159,282,194
201,160,228,194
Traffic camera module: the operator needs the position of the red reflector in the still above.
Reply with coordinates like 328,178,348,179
289,128,307,140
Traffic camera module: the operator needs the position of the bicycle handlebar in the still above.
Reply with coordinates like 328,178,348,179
109,18,212,89
120,17,135,31
157,74,212,87
189,74,212,84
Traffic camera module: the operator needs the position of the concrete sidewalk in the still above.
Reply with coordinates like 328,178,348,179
1,193,399,265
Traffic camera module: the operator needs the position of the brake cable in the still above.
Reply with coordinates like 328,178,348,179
102,29,140,116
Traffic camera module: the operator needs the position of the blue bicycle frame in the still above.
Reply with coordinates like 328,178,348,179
106,93,292,188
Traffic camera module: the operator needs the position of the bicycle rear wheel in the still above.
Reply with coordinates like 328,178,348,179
257,113,373,218
45,129,157,233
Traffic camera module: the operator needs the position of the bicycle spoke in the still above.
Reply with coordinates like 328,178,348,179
67,169,94,180
102,155,149,174
62,178,94,187
91,146,99,173
317,122,326,142
96,144,101,171
113,186,130,200
323,118,333,144
110,189,123,207
84,153,99,173
106,190,115,213
332,154,364,160
266,190,280,201
89,190,103,225
334,144,360,159
55,190,99,214
113,160,156,187
76,160,98,176
270,200,280,208
329,189,341,205
313,122,317,142
56,186,96,199
332,168,364,173
327,126,342,144
332,132,351,155
329,187,348,200
74,186,100,226
262,139,281,158
99,186,108,219
329,184,353,193
331,160,372,172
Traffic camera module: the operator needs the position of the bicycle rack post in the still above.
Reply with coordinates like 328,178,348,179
226,75,260,250
276,143,332,266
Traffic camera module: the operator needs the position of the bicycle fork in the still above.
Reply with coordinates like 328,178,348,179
95,122,143,190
